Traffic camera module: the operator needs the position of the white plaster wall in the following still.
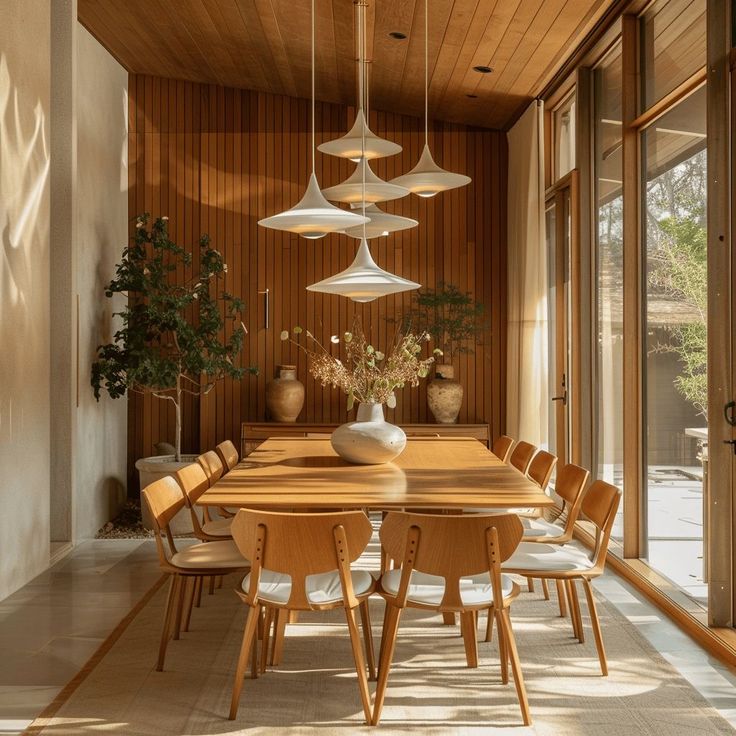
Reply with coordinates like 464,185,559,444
74,25,128,540
0,0,52,600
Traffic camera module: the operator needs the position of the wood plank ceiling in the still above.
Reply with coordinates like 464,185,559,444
79,0,614,129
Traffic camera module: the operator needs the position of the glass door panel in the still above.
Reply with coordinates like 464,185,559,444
641,86,707,603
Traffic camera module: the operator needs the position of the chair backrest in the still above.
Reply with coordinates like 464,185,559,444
197,450,224,485
492,435,515,462
581,479,621,567
509,441,536,473
230,509,373,609
527,450,557,491
380,512,523,611
141,476,186,566
175,463,210,506
216,439,239,471
552,463,590,538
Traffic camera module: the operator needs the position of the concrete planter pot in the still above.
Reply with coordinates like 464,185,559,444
135,454,198,533
427,364,463,424
331,403,406,465
265,364,305,422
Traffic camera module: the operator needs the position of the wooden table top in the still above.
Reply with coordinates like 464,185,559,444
199,437,554,510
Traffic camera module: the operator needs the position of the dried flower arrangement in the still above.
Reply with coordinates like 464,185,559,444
281,316,440,411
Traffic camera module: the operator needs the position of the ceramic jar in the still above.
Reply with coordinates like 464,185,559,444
266,365,305,422
331,402,407,465
427,363,463,424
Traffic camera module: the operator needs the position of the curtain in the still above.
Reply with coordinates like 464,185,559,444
506,100,549,448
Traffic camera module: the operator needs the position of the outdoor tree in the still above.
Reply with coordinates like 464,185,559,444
91,214,257,460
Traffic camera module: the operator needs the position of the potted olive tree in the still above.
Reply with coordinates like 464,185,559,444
401,282,486,423
91,214,257,527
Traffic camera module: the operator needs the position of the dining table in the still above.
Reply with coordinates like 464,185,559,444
197,436,555,511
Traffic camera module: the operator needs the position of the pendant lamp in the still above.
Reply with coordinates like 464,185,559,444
322,158,408,205
306,238,420,302
343,203,417,239
258,0,368,238
390,0,471,197
318,3,401,162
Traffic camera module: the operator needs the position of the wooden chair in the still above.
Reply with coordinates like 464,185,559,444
197,450,225,484
373,511,530,726
502,479,621,675
175,463,234,541
141,476,249,671
509,441,536,474
527,450,557,492
228,509,377,722
216,439,239,472
491,462,588,627
492,435,514,462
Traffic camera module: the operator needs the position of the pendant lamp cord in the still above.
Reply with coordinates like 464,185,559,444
361,1,367,238
311,0,316,174
424,0,428,146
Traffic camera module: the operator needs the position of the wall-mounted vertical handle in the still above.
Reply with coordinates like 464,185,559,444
258,288,270,329
724,400,736,426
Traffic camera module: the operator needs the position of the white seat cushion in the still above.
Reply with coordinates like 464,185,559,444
380,569,514,606
202,517,233,537
170,540,248,570
521,517,565,539
503,542,593,574
242,569,374,606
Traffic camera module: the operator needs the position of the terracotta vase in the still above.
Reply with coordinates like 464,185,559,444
331,402,407,465
427,363,463,424
266,364,305,422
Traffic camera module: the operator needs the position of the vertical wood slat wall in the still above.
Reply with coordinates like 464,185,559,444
127,74,508,488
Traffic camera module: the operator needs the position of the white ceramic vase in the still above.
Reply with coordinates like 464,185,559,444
331,402,406,465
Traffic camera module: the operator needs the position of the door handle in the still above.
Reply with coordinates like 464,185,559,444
725,401,736,426
552,392,567,405
724,440,736,456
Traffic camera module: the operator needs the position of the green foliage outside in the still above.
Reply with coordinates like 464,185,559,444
647,148,707,419
91,214,257,460
398,282,487,362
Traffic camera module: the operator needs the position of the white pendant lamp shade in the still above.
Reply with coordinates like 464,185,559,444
307,239,420,302
322,159,408,205
343,204,417,239
390,143,471,198
258,173,368,238
318,110,401,161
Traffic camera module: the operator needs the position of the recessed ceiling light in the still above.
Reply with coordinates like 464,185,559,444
466,94,478,98
389,31,407,39
473,65,493,74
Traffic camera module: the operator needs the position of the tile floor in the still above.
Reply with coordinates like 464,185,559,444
0,538,735,735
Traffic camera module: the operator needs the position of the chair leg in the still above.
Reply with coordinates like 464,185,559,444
569,579,584,644
372,604,402,726
541,578,550,600
555,579,567,617
229,604,261,720
359,599,376,680
172,572,187,640
208,575,216,596
344,606,373,724
260,607,274,674
270,608,287,666
156,575,178,672
527,577,535,593
496,610,509,684
194,576,203,608
182,576,196,633
217,575,223,589
582,578,608,676
442,612,456,625
499,608,531,726
484,608,494,643
565,580,580,640
460,611,479,668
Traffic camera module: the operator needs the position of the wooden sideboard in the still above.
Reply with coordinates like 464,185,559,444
240,422,491,457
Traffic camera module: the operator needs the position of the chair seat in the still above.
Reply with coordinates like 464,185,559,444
521,517,565,539
170,540,248,570
464,507,540,518
202,517,233,537
380,569,514,606
242,569,374,606
503,541,593,574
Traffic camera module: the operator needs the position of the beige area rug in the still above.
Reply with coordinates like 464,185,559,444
26,564,734,736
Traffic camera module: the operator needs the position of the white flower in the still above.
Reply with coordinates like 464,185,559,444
192,293,199,300
280,330,289,341
161,216,169,221
135,221,143,229
223,264,228,273
330,335,340,344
